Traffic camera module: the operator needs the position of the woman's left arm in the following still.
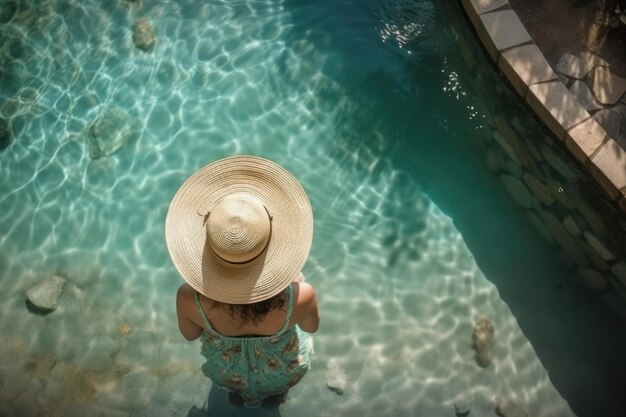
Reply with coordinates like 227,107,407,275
176,284,204,341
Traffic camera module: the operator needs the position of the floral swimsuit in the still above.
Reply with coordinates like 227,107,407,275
194,284,313,406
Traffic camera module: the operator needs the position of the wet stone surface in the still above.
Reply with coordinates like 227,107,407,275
569,80,605,112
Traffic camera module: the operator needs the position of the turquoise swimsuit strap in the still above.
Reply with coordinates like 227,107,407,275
194,284,295,336
194,291,217,333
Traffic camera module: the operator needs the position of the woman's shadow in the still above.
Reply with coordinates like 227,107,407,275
187,386,282,417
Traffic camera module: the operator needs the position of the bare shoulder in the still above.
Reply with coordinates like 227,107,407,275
294,281,317,305
177,283,196,302
291,280,320,333
176,284,199,318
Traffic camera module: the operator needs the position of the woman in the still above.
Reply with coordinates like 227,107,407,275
166,156,320,407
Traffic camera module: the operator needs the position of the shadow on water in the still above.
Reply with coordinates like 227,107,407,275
281,0,626,416
187,386,281,417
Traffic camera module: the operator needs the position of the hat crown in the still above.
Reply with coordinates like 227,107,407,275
206,193,271,264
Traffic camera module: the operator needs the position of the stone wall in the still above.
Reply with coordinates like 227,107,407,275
456,0,626,319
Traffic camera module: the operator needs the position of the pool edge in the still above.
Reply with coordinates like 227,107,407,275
458,0,626,215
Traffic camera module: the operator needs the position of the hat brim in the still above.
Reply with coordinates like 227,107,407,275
165,156,313,304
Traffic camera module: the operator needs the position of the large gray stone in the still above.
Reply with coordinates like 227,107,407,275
26,276,66,312
555,53,593,79
592,66,626,105
592,108,622,139
569,80,605,112
88,107,138,159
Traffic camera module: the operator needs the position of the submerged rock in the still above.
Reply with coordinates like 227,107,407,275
454,391,473,416
119,323,133,336
133,17,156,52
26,276,67,312
495,397,529,417
88,106,138,159
326,359,347,395
471,317,495,368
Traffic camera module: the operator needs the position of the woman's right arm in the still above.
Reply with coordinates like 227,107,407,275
296,281,320,333
176,284,204,341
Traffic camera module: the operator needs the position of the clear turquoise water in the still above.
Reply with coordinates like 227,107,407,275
1,0,625,416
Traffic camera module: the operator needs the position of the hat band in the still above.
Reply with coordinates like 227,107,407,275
206,205,273,265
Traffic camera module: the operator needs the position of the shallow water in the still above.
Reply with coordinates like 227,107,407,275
0,0,624,416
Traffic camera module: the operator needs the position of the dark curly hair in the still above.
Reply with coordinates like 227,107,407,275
212,289,287,326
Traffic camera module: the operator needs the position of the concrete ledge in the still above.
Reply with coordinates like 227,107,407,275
461,0,509,27
477,9,532,62
526,82,590,140
588,141,626,201
459,0,626,212
499,44,558,97
565,119,608,165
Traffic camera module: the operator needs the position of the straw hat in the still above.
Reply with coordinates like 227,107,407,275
165,156,313,304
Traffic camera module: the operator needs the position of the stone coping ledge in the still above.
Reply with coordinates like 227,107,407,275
459,0,626,214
